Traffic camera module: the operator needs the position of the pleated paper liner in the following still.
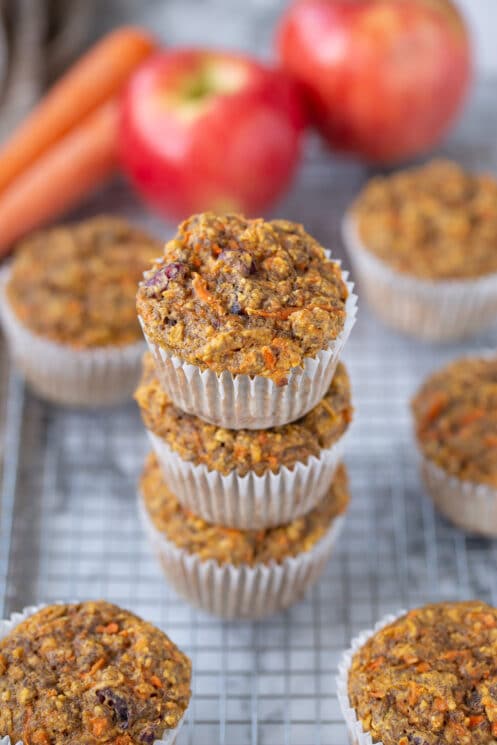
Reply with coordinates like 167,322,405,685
343,213,497,342
139,493,346,620
148,428,348,529
420,455,497,537
336,610,405,745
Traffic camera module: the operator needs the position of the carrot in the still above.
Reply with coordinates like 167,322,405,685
87,656,107,676
457,408,485,428
262,347,276,370
89,718,108,738
366,655,385,670
97,621,119,634
192,274,224,313
407,681,421,706
421,391,448,426
150,674,163,688
416,661,430,672
469,715,485,728
32,731,51,745
0,101,118,255
0,27,156,194
434,697,447,712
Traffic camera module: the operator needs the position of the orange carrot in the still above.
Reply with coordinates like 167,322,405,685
262,347,276,369
89,718,108,738
0,101,118,255
88,656,107,676
150,674,163,689
0,27,156,194
469,715,485,728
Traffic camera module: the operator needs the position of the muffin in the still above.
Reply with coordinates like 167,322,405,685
343,160,497,341
137,212,356,428
0,600,191,745
139,452,349,619
135,352,352,529
412,354,497,536
0,216,161,406
337,601,497,745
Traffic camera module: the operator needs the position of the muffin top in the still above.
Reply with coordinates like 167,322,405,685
136,212,348,384
348,601,497,745
353,160,497,280
0,600,191,745
141,453,349,566
6,216,161,347
412,356,497,487
135,353,352,477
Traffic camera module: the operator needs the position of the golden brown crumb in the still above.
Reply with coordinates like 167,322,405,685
353,160,497,279
136,212,348,383
0,600,191,744
7,216,161,347
348,601,497,745
412,356,497,486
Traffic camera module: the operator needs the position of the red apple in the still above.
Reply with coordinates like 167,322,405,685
277,0,472,162
119,49,306,220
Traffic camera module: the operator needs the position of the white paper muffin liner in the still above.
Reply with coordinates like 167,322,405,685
0,603,187,745
139,493,346,619
336,610,405,745
148,429,348,529
0,268,145,407
139,277,357,429
343,213,497,342
420,454,497,537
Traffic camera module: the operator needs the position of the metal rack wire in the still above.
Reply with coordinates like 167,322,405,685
1,82,496,745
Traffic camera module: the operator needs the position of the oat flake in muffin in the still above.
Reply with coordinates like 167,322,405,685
7,216,161,347
353,159,497,280
0,600,191,745
412,356,497,487
141,453,349,566
348,601,497,745
136,212,348,384
135,352,352,477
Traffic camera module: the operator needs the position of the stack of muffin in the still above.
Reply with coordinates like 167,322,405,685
134,213,357,619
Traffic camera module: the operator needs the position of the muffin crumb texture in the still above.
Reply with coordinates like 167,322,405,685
354,160,497,280
141,453,349,565
0,600,191,744
7,216,161,347
348,601,497,745
412,356,497,487
137,212,348,383
135,352,352,476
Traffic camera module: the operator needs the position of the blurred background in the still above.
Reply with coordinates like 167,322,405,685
0,0,495,139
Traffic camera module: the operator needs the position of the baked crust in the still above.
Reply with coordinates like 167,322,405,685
354,160,497,280
7,217,161,347
412,356,497,487
348,601,497,745
136,213,348,384
0,601,191,744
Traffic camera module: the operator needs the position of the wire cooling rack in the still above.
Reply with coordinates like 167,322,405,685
1,82,497,745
